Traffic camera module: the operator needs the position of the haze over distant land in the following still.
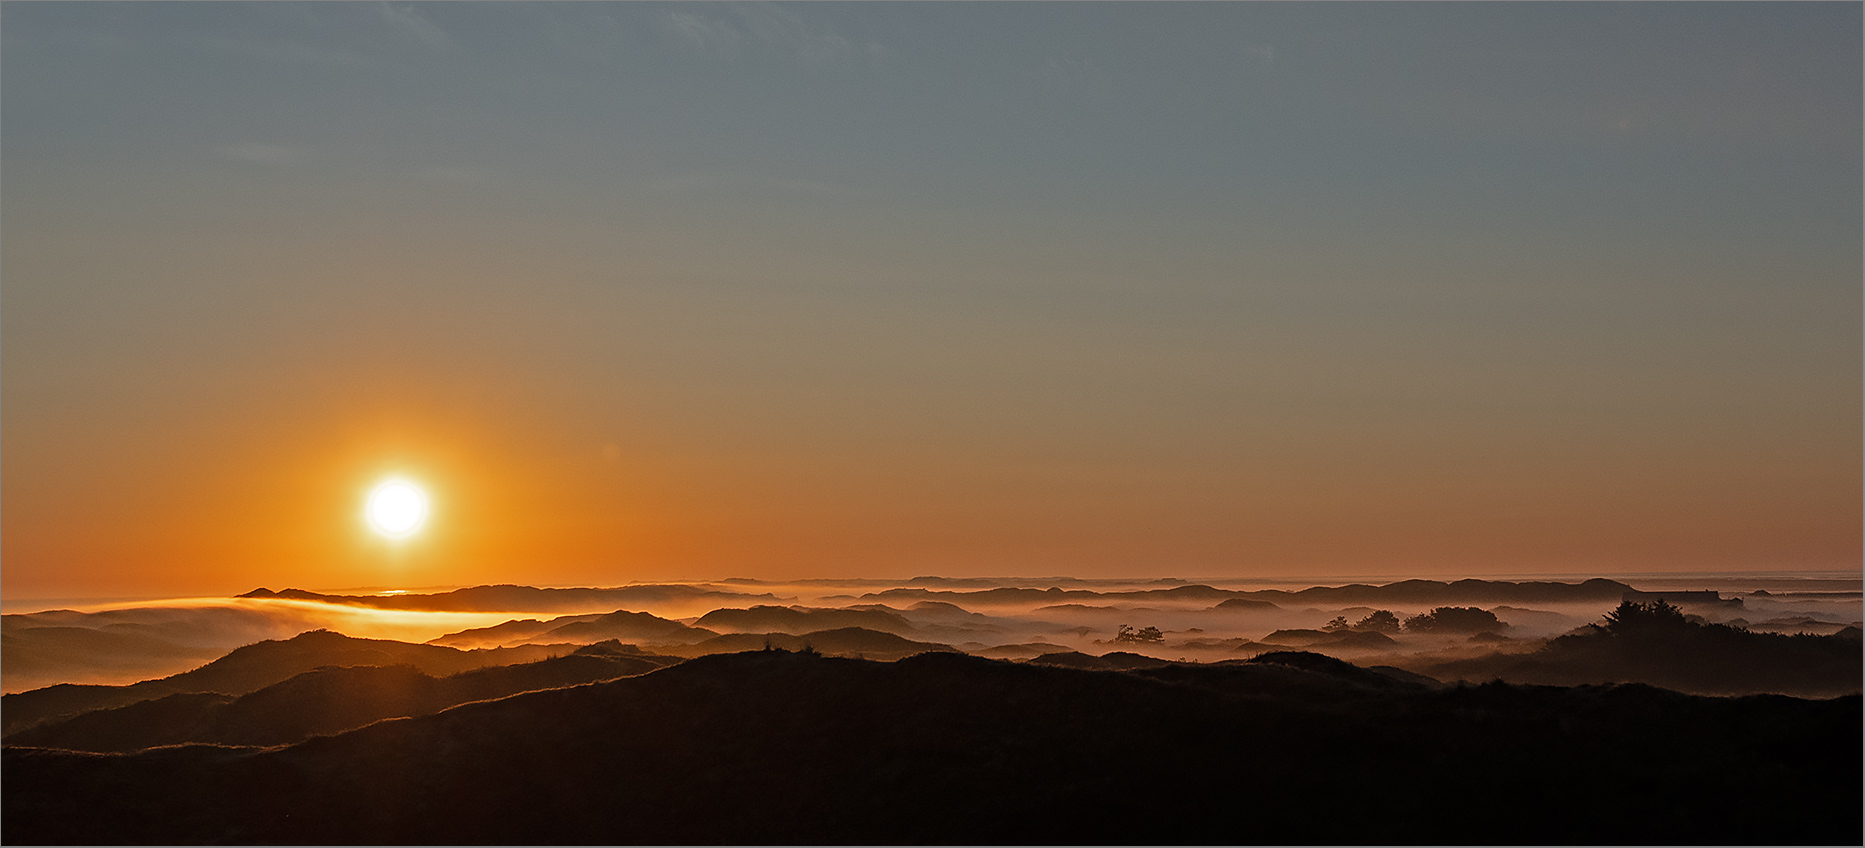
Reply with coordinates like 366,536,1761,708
3,2,1859,599
7,572,1858,695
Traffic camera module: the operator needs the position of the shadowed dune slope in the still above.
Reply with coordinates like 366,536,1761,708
4,649,1857,845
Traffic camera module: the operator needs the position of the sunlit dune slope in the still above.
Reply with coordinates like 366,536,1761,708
4,649,1857,845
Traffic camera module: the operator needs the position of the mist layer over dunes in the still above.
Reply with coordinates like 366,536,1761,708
7,574,1859,696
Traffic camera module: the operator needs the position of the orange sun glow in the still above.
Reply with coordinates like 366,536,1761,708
365,479,429,540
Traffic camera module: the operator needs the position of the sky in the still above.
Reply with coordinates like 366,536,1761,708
3,2,1859,599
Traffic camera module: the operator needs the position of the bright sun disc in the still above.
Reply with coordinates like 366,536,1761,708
366,480,428,539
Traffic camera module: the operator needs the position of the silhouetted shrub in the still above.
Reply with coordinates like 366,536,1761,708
1404,607,1504,633
1114,625,1164,644
1355,610,1402,633
1600,600,1689,634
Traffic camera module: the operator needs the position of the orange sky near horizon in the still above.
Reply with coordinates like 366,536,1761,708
5,326,1858,600
4,221,1861,598
3,3,1859,600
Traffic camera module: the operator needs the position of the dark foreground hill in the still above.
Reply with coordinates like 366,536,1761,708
6,646,679,752
5,649,1857,845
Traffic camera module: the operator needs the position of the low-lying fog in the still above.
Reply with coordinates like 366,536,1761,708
5,573,1859,693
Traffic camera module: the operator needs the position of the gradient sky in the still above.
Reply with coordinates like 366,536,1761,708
4,2,1859,598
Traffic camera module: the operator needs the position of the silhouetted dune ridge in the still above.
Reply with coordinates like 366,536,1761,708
1263,628,1398,646
1027,650,1174,670
693,605,916,636
2,630,562,736
526,609,718,645
4,648,1855,845
7,650,677,753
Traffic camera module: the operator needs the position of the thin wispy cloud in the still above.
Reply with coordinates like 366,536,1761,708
663,4,886,68
733,3,886,67
372,2,452,52
664,9,744,57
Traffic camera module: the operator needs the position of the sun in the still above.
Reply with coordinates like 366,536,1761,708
365,479,429,539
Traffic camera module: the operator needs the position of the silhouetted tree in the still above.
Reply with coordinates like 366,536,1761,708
1601,599,1689,634
1114,625,1164,643
1322,616,1351,633
1354,610,1402,633
1403,607,1504,633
